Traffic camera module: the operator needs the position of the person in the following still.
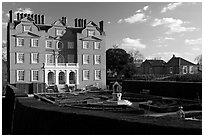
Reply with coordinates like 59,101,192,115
177,106,185,119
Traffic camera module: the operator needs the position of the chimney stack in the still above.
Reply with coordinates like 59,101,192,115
84,19,86,28
20,13,24,20
99,20,104,32
38,14,41,24
17,13,20,21
41,15,45,24
75,18,78,27
34,14,38,24
24,13,27,17
61,16,66,26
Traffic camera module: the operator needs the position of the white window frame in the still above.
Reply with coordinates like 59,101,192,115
83,54,89,65
95,70,101,80
94,55,101,65
31,39,39,47
23,25,31,32
17,38,24,46
56,29,64,36
17,70,25,81
83,70,90,81
94,42,100,49
87,30,95,36
169,67,173,74
16,53,24,63
82,41,89,49
183,66,188,74
31,70,39,81
46,54,54,63
68,41,74,49
57,41,64,49
189,66,194,74
31,53,39,64
68,54,75,63
46,40,53,48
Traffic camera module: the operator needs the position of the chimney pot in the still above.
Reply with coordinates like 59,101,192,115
34,14,38,24
31,14,34,20
9,10,13,23
41,15,45,24
20,13,24,20
84,19,86,28
99,20,104,32
24,13,27,17
17,13,20,21
38,14,41,24
75,18,78,27
78,19,81,27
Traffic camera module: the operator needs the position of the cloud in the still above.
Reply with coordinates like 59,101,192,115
143,6,149,11
14,8,34,15
120,37,146,51
156,44,168,48
151,18,198,34
117,19,123,23
161,2,182,13
124,13,148,24
185,38,202,45
118,5,149,24
153,36,175,43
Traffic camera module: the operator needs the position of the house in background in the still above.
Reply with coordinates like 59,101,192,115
140,59,166,74
7,10,106,90
165,55,196,75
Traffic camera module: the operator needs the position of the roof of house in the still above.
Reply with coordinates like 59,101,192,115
143,60,166,67
166,55,195,66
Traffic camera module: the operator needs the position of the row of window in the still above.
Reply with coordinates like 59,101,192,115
82,54,101,65
23,25,65,37
16,38,101,50
16,52,101,65
17,70,39,81
82,41,100,49
83,70,101,81
16,38,74,49
16,53,39,64
16,69,102,82
169,66,194,74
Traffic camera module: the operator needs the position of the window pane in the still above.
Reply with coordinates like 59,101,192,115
32,39,38,47
83,41,89,49
68,54,75,63
33,70,38,81
88,30,95,36
68,41,74,49
94,42,100,49
46,40,52,48
17,38,24,46
18,70,24,81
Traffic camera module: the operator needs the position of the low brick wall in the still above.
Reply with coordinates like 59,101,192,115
122,80,202,100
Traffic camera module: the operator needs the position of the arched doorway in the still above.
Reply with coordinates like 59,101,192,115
69,71,76,84
59,72,65,84
48,72,55,85
57,55,64,63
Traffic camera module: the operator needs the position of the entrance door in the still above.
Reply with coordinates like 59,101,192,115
48,72,55,85
59,72,65,84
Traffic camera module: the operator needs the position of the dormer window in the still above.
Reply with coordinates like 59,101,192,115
56,29,64,36
23,25,31,32
88,30,95,36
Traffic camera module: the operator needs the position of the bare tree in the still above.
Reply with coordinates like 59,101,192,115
195,54,202,65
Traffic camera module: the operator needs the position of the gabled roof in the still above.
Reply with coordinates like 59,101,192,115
20,16,35,22
12,31,40,38
37,24,52,32
166,56,195,66
80,36,102,41
143,59,166,67
86,21,98,27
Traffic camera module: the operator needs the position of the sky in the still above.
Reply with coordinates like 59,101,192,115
2,2,202,63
